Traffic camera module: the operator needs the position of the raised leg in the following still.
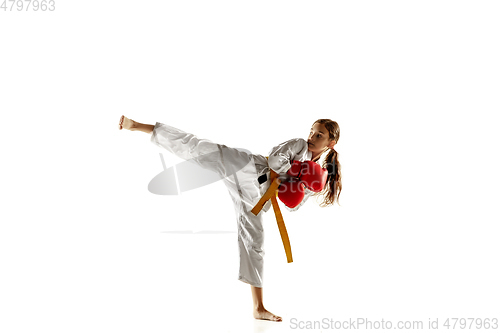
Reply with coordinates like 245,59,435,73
120,116,281,321
118,115,154,134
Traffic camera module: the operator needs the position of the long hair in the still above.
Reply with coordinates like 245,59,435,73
311,119,342,207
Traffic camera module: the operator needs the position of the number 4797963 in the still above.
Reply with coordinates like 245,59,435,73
1,0,55,11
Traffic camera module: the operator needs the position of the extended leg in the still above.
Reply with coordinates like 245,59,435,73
118,115,154,134
120,116,281,321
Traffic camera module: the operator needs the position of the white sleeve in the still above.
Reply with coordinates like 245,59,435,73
267,138,309,174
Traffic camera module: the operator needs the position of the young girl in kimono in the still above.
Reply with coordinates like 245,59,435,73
118,115,342,322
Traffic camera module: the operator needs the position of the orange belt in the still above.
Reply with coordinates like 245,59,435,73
251,157,293,263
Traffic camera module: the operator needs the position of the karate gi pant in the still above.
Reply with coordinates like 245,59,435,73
150,122,267,288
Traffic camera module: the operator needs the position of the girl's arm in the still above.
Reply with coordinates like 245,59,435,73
267,138,309,175
267,138,313,212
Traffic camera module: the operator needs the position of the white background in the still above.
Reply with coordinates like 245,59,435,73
1,1,499,332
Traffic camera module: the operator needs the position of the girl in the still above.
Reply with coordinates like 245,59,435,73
118,115,342,321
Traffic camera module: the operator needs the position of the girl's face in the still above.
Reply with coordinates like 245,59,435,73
307,122,336,154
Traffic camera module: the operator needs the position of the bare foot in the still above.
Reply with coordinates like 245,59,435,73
118,115,137,130
253,307,282,322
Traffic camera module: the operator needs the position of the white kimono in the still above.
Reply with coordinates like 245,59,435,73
150,122,314,288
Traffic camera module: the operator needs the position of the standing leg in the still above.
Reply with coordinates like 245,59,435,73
252,286,282,321
220,153,282,322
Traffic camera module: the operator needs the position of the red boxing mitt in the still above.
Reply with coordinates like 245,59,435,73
278,179,305,208
300,160,328,192
287,160,328,192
